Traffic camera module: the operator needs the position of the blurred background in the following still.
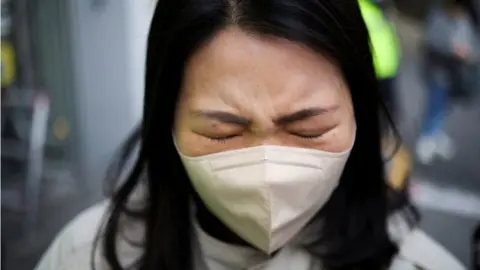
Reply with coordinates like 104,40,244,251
1,0,479,269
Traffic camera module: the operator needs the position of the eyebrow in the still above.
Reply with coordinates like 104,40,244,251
192,106,337,126
274,106,338,125
192,110,251,126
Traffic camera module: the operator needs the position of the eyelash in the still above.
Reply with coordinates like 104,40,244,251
206,135,239,143
290,133,323,140
206,133,322,143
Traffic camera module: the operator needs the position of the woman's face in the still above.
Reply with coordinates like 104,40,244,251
174,27,355,156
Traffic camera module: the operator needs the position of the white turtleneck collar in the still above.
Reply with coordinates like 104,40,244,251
192,220,318,270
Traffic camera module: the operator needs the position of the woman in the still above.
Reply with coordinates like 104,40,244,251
36,1,465,269
416,0,479,164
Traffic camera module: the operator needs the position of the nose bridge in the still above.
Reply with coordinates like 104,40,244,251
244,107,286,147
249,126,283,147
247,95,279,145
259,135,283,146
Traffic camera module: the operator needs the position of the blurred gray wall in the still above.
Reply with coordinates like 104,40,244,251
67,0,152,196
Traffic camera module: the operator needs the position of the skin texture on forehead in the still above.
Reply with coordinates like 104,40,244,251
174,27,356,156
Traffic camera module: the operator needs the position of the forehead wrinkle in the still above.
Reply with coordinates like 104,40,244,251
272,75,340,114
182,27,350,124
185,76,252,120
215,73,268,109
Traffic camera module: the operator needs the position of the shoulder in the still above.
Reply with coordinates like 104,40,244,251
34,200,111,270
387,211,466,270
389,228,467,270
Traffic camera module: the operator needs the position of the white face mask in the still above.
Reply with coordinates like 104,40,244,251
177,142,353,254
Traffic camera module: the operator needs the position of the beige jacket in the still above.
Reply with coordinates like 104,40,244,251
35,201,466,270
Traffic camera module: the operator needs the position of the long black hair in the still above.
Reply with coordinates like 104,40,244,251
97,1,398,269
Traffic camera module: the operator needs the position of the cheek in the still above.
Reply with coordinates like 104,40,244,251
330,121,355,152
173,98,196,155
338,108,356,149
317,106,356,153
174,127,206,158
174,132,205,157
174,111,239,157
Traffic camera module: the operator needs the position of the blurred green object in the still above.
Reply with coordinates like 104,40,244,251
359,0,401,80
1,41,16,88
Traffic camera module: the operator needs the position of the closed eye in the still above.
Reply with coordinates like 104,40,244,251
290,132,323,139
288,124,337,140
198,132,241,143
